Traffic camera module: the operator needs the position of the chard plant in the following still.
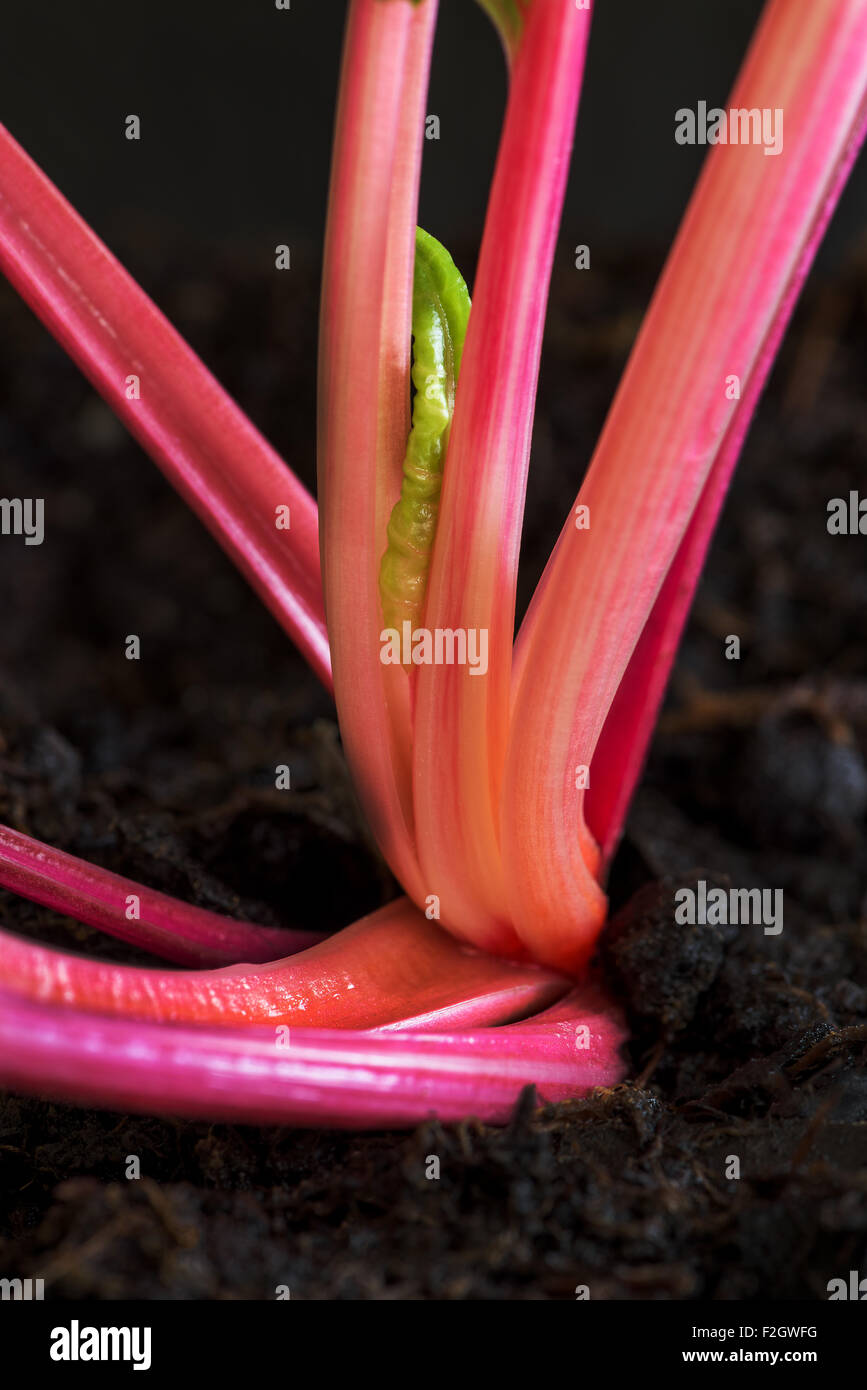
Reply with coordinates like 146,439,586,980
0,0,865,1127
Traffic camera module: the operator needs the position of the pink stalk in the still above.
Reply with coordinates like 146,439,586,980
0,984,626,1128
413,0,597,957
3,0,858,1131
502,0,867,972
0,122,331,688
478,0,532,65
0,823,322,966
317,0,437,904
586,87,867,866
0,897,569,1030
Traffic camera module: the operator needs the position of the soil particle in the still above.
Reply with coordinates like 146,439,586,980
602,873,737,1035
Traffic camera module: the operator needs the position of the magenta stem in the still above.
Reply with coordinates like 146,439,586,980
0,823,321,966
0,984,626,1129
0,122,331,688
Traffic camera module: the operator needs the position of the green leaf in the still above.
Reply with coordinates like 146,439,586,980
379,228,471,639
475,0,531,62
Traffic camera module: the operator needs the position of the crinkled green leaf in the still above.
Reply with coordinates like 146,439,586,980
379,227,470,636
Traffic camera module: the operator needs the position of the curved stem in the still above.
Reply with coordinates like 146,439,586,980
0,983,626,1128
0,122,331,688
503,0,867,972
0,896,569,1030
318,0,438,902
0,823,322,966
412,0,595,955
585,86,867,867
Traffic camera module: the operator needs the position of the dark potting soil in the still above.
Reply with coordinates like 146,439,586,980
0,235,866,1300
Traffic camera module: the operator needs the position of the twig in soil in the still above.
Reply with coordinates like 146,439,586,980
660,677,860,742
634,1039,666,1088
789,1085,845,1172
787,1024,867,1077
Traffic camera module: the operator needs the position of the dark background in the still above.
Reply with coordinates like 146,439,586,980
2,0,866,271
2,2,867,1301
